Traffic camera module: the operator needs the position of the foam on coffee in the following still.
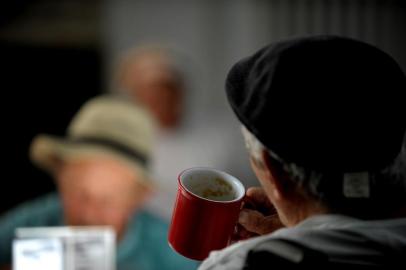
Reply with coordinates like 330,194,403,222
200,177,236,200
186,176,237,201
180,167,245,202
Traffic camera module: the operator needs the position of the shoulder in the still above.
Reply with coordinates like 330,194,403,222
4,193,61,215
125,209,169,249
0,193,62,227
136,209,169,232
198,234,274,270
126,210,199,269
198,229,322,270
0,193,63,264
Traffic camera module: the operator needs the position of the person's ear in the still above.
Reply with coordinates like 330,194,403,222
261,150,289,201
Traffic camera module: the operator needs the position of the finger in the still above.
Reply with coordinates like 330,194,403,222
232,224,258,242
239,209,283,235
237,225,258,240
246,187,271,207
245,187,275,214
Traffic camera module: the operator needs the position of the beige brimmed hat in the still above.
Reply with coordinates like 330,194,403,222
30,95,155,186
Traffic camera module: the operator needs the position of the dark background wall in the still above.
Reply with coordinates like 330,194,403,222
0,0,102,214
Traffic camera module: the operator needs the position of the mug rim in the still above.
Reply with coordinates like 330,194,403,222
178,167,246,204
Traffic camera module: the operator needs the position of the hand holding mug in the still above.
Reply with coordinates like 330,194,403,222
234,187,284,241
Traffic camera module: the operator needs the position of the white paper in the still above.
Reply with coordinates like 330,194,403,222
13,238,63,270
14,226,116,270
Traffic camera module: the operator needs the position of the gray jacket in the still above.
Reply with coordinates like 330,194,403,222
198,214,406,269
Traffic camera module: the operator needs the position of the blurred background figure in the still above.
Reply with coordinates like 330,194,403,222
113,45,257,220
117,46,184,130
0,96,197,270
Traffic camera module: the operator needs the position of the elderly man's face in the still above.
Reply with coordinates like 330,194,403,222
56,157,150,240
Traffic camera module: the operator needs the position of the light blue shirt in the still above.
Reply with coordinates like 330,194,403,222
0,193,198,270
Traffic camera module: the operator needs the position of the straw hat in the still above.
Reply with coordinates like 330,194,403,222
30,95,155,185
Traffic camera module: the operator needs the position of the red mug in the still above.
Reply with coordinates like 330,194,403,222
168,167,245,261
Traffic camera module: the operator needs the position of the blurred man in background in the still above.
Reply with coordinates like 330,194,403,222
116,45,257,220
0,96,197,270
117,46,184,130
